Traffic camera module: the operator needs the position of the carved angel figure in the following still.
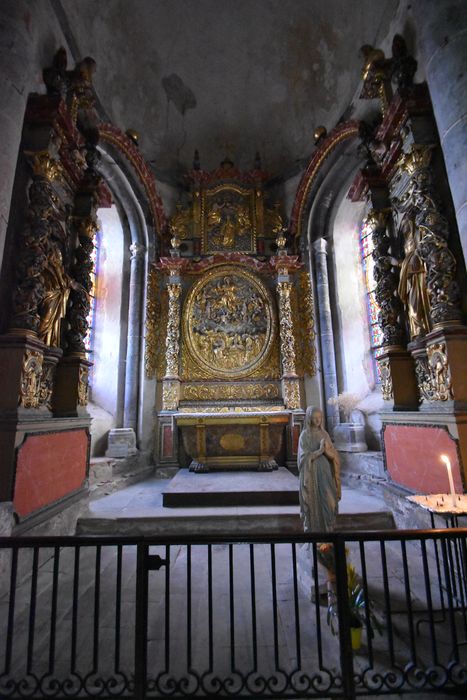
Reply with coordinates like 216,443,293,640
297,406,341,534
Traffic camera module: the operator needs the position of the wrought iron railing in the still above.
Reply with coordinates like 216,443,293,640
0,529,466,698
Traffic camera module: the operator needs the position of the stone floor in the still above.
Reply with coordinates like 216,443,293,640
76,473,395,536
0,532,465,697
1,472,466,697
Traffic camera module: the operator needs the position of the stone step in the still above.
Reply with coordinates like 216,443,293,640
161,467,300,507
76,507,395,537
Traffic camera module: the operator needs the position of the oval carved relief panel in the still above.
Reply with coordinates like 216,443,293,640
183,265,276,379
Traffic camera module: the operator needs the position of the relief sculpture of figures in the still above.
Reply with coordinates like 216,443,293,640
297,406,341,534
187,269,273,376
397,216,431,339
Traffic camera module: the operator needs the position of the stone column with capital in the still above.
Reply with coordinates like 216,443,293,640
312,238,339,429
123,241,146,433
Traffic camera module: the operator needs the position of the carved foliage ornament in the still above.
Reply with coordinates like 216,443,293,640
396,145,461,328
363,208,404,347
38,360,56,409
183,383,279,401
282,377,301,410
162,380,180,411
293,272,316,377
77,365,89,406
426,342,452,402
145,267,168,379
277,281,297,377
165,283,182,378
378,358,393,400
19,350,43,409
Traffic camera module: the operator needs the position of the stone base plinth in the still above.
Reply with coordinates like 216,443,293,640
333,423,368,452
106,428,138,458
161,467,299,507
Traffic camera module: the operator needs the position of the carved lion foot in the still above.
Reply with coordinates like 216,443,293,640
189,460,210,473
257,459,278,472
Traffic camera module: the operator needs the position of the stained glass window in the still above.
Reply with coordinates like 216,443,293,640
84,226,100,358
360,218,383,382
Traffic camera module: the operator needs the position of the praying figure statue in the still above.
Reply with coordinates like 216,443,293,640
298,406,341,534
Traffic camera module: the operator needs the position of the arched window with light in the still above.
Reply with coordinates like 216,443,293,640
359,217,384,383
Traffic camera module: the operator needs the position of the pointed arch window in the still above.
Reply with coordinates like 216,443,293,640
84,225,101,357
359,219,384,382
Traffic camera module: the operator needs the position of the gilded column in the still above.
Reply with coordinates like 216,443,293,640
162,272,182,410
276,264,301,410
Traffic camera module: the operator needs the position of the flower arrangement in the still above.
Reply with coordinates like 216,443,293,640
327,561,384,646
327,392,361,422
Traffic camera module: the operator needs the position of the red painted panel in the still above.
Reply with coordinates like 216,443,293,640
292,425,300,456
383,424,463,494
162,425,173,458
14,430,88,518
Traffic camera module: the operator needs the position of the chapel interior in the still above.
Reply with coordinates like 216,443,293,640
0,0,466,696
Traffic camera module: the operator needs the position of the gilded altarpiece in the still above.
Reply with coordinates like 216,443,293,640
146,162,316,471
349,35,467,491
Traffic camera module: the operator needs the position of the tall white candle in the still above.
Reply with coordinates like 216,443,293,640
440,454,456,508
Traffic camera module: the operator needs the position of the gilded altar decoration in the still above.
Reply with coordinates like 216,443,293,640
163,380,180,411
396,144,462,329
359,45,392,116
379,358,393,400
38,244,72,347
26,151,65,184
38,361,55,409
77,365,89,406
277,281,297,376
169,202,192,241
427,342,453,402
282,377,301,410
414,354,434,402
397,216,431,339
203,187,255,253
183,266,275,378
182,382,279,401
293,272,316,377
145,268,168,379
19,350,43,409
363,209,404,347
165,283,182,378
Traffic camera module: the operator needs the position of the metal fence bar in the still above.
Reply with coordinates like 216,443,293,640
135,543,148,700
0,528,466,698
26,546,39,675
334,535,355,700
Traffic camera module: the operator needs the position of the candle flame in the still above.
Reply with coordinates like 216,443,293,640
440,454,451,468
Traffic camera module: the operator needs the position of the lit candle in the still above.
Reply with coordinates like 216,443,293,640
440,454,456,508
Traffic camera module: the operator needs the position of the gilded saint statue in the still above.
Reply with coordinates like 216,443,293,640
297,406,341,534
38,246,72,347
397,217,431,339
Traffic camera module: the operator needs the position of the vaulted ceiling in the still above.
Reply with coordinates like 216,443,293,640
58,0,400,182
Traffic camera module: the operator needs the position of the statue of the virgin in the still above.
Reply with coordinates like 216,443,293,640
298,406,341,534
